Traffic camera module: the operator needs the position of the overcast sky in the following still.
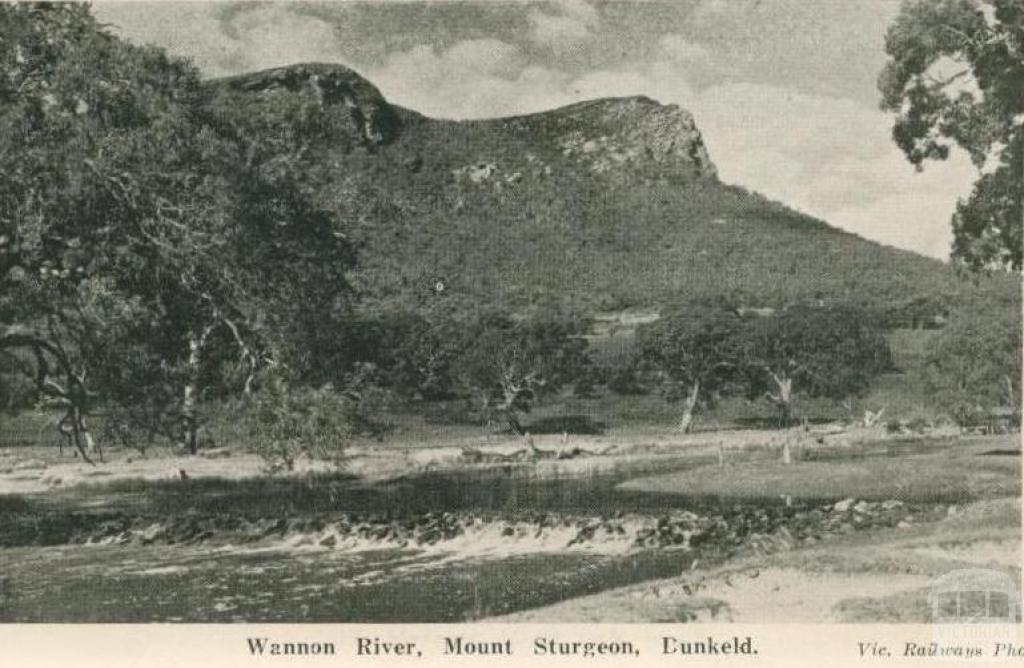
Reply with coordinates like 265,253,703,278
93,0,978,259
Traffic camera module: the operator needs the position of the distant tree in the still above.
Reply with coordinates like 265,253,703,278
742,304,893,425
879,0,1023,270
877,291,956,329
333,309,459,401
448,310,591,435
923,286,1022,424
637,303,746,433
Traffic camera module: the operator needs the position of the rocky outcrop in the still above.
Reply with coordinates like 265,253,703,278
443,96,717,191
206,63,401,147
495,96,717,181
547,97,717,178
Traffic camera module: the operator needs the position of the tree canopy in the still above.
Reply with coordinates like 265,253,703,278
637,303,747,432
741,304,894,425
879,0,1023,270
638,302,893,430
0,4,354,456
924,284,1022,423
447,310,592,434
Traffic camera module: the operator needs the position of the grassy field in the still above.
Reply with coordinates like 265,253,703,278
621,436,1020,503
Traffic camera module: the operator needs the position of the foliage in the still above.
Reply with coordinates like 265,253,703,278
875,290,956,329
636,302,747,431
879,0,1023,269
0,5,355,456
339,310,461,401
445,309,592,433
636,302,893,429
741,304,894,424
923,285,1022,424
0,3,199,459
244,378,359,473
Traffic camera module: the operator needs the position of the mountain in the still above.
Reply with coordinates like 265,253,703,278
204,63,964,317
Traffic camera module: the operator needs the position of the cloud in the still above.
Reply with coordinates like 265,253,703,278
687,83,977,258
368,40,574,119
657,34,712,67
527,0,600,54
444,39,527,78
218,6,346,74
95,3,347,78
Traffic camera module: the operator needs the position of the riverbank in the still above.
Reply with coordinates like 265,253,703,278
491,433,1021,623
491,496,1021,622
0,429,1018,622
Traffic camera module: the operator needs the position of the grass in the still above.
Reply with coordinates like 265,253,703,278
620,435,1021,504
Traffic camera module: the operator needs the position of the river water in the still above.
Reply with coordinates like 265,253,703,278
0,453,870,622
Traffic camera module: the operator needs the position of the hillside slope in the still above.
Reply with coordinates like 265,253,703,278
205,63,962,315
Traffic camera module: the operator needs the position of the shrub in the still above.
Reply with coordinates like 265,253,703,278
605,359,652,396
906,416,931,433
923,283,1021,426
245,380,360,473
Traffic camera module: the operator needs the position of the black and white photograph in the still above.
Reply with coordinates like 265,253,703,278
0,0,1021,629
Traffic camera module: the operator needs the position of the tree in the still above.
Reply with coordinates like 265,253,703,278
0,5,354,456
742,304,893,425
879,0,1023,270
923,284,1022,424
341,309,460,401
448,310,591,435
637,303,746,433
0,3,198,460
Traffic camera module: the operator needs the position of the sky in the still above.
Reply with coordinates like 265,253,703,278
92,0,980,260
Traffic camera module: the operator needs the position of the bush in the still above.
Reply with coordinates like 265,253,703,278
245,381,360,473
923,285,1021,425
906,416,931,433
605,359,652,396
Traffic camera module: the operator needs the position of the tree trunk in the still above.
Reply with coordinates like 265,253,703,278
678,379,700,433
66,405,94,465
772,374,793,428
75,408,100,461
180,327,212,455
505,411,524,436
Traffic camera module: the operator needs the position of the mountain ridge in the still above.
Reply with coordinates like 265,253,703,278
203,63,963,316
